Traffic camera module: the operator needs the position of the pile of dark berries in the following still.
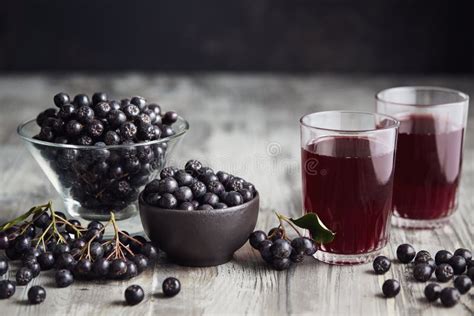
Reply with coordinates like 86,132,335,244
123,277,181,305
0,202,159,303
32,92,183,217
248,212,317,271
143,160,256,210
375,243,472,308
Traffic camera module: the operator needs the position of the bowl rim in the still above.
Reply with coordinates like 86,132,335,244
17,116,189,149
139,191,259,214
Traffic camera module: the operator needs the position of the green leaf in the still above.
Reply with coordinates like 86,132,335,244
290,212,335,244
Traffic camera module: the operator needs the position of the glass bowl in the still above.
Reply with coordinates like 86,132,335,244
17,117,189,221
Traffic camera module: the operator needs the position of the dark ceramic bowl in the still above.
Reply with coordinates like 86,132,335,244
139,192,259,267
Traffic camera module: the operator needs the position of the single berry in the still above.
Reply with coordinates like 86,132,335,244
453,275,472,294
174,170,194,186
174,186,193,202
73,94,90,107
0,280,16,299
120,122,137,140
259,240,273,264
162,277,181,297
424,283,441,302
396,244,416,263
162,111,178,125
413,263,433,282
27,286,46,304
75,259,93,278
65,120,83,136
382,279,400,298
16,267,33,285
249,231,267,249
238,189,254,202
125,261,138,279
93,258,110,277
38,252,55,270
207,180,225,196
109,259,128,279
158,177,179,194
54,92,70,107
225,191,244,206
190,181,207,198
76,105,95,124
124,285,144,305
185,160,202,176
200,192,219,206
372,256,391,274
453,248,472,261
449,255,467,275
435,250,452,265
130,96,147,110
270,239,292,259
92,92,108,105
55,253,76,270
107,109,127,128
435,263,454,282
158,193,178,209
14,235,32,252
440,287,460,307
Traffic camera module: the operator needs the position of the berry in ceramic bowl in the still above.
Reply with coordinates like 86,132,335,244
17,92,189,220
139,160,259,266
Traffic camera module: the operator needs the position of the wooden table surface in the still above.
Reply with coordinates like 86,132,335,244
0,74,472,315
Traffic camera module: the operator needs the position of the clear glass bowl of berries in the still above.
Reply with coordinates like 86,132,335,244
17,92,189,221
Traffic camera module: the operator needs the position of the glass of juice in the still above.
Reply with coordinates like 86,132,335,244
300,111,399,265
376,87,469,228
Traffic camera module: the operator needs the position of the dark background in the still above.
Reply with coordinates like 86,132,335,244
1,0,473,73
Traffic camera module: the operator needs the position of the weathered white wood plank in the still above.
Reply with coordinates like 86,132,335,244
0,74,472,315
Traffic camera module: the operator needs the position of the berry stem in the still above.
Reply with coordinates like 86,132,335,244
275,212,303,238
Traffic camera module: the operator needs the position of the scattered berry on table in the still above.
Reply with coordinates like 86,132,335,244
125,285,145,305
414,250,432,265
382,279,400,298
448,255,467,275
396,244,416,263
162,277,181,297
413,263,433,282
439,287,460,307
16,267,33,285
424,283,441,302
372,256,391,274
453,275,472,294
435,250,452,265
0,280,16,299
27,286,46,304
435,263,454,282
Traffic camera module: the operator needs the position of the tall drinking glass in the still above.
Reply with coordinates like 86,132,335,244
300,111,399,265
376,87,469,228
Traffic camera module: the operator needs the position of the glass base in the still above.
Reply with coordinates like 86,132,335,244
64,198,138,221
314,249,382,265
63,198,145,237
391,214,452,229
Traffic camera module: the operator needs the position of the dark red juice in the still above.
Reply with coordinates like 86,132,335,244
301,137,395,254
393,115,464,219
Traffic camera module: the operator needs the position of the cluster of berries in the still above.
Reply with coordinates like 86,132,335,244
374,244,472,308
143,160,256,210
32,92,182,216
0,203,158,303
